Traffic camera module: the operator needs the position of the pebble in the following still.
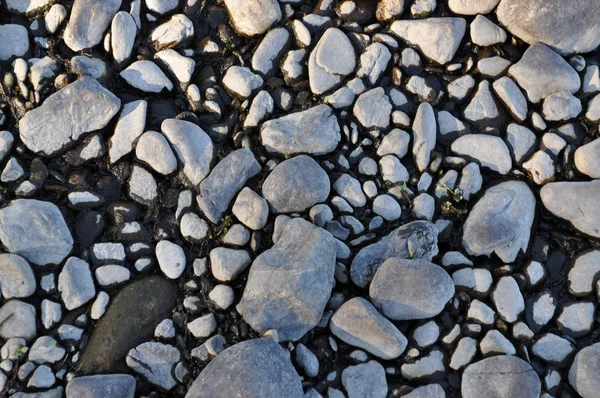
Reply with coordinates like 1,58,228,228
222,66,264,98
448,0,499,14
238,218,336,341
342,361,387,398
330,297,407,360
353,88,392,129
556,301,595,338
135,131,177,175
351,221,438,288
470,15,506,46
111,12,136,64
491,276,525,323
161,119,214,186
505,124,536,164
390,18,466,64
569,342,600,398
479,330,515,356
120,60,173,93
156,240,186,279
210,247,251,282
497,0,600,54
66,375,135,398
295,344,319,377
0,300,37,341
462,181,535,262
150,14,194,50
223,0,281,37
58,257,96,310
197,149,261,223
262,155,330,214
462,356,541,398
309,28,356,94
356,43,392,85
0,254,36,299
522,150,555,185
532,333,575,366
493,77,528,122
109,100,147,164
63,0,121,51
261,105,340,156
542,90,582,121
412,103,436,172
574,138,600,178
541,180,600,238
126,342,180,390
372,195,401,221
370,258,454,320
451,134,511,174
128,165,158,205
232,187,269,230
252,27,291,77
508,43,580,103
186,339,302,397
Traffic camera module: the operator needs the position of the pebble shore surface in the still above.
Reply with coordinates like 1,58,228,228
1,0,600,397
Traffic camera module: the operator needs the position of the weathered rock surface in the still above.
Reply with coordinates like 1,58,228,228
350,220,438,288
19,76,120,156
237,218,336,341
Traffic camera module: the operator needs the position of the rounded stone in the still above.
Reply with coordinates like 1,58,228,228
369,258,454,320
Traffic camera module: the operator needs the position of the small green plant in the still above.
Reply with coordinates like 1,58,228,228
441,201,467,216
13,346,28,357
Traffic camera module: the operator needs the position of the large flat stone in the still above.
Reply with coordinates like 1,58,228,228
20,76,120,156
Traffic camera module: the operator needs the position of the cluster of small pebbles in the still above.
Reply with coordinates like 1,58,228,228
1,0,600,397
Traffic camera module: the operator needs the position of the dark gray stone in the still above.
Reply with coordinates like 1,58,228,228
185,339,303,398
66,374,135,398
237,218,336,341
350,220,438,288
77,276,178,373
